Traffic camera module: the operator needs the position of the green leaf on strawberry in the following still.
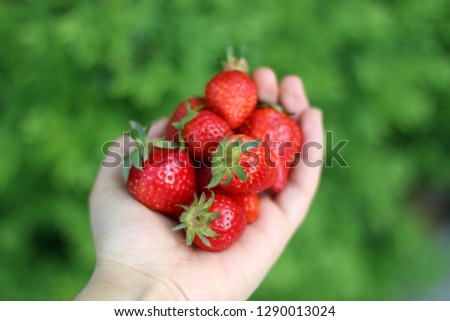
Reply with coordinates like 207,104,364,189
172,100,203,132
173,193,221,247
206,134,276,195
173,192,246,251
207,135,261,189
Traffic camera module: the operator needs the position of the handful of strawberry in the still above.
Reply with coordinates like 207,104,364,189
125,46,302,252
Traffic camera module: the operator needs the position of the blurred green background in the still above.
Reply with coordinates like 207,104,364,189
1,0,449,300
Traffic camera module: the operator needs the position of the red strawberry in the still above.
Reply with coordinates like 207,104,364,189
173,108,232,161
234,194,259,224
196,165,225,195
204,46,257,129
238,107,302,193
196,168,259,223
207,134,276,194
174,193,246,252
126,121,196,218
165,97,205,141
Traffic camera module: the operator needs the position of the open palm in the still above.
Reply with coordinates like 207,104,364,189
76,67,324,300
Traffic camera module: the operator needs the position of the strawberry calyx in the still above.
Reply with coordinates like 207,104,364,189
123,120,178,180
221,43,249,73
171,100,204,148
207,136,261,188
257,102,294,116
173,192,221,247
171,100,204,132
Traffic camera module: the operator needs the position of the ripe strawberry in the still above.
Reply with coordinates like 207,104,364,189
172,108,232,161
234,194,259,224
196,165,225,195
165,97,205,141
196,168,259,223
174,193,246,251
126,121,196,218
207,134,276,194
204,46,257,129
238,107,302,193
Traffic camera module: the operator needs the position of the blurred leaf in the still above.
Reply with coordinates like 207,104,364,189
0,0,449,300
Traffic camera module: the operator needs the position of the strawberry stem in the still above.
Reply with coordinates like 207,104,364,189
221,44,249,73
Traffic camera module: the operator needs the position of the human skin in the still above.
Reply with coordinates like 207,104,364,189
75,67,324,300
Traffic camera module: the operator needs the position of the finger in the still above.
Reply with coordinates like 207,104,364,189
216,110,324,284
252,67,278,104
148,118,170,139
275,108,324,226
92,118,169,197
279,76,309,120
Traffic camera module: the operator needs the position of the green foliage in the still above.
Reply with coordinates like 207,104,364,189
0,0,449,300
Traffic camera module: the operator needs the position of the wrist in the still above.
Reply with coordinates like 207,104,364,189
75,260,186,300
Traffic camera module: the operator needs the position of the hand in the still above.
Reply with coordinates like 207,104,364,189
75,67,324,300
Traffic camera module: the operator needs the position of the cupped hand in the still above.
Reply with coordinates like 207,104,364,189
76,68,324,300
